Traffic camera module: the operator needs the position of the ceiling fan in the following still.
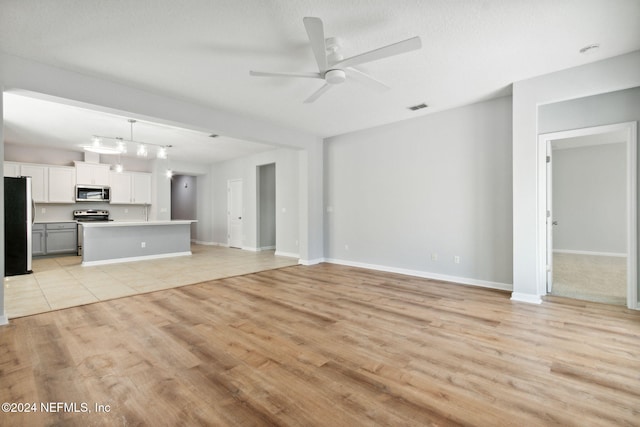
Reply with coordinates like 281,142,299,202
250,17,422,103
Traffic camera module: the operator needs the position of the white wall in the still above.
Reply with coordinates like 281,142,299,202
552,142,626,254
324,96,513,288
512,50,640,303
211,149,300,257
538,87,640,134
5,143,83,166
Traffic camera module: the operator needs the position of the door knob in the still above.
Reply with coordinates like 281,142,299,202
552,221,558,225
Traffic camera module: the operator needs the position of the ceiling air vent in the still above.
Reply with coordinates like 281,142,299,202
408,103,428,111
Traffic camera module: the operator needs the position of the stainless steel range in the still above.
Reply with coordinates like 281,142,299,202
73,209,112,255
73,209,111,222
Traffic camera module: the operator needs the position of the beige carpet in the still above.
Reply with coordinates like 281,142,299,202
551,252,627,305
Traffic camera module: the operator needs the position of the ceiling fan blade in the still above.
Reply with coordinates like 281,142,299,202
303,83,333,103
250,70,322,79
346,68,390,92
303,17,328,72
333,36,422,69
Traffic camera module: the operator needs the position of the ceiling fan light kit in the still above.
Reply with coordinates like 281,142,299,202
324,69,346,85
250,17,422,103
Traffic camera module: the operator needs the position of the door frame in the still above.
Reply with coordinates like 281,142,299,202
227,179,243,248
537,121,637,309
546,142,553,293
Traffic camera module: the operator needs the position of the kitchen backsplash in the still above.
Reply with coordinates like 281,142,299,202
34,203,148,222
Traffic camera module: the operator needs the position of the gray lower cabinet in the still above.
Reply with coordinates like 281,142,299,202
33,222,78,256
32,224,46,256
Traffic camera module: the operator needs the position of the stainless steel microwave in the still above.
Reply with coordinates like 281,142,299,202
75,185,111,202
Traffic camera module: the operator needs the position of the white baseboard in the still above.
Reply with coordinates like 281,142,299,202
510,292,543,304
0,314,8,326
242,246,259,252
553,249,626,257
82,251,192,267
275,251,301,259
299,257,325,266
324,258,512,292
193,240,217,246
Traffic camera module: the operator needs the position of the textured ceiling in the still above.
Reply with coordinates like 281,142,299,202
1,0,639,161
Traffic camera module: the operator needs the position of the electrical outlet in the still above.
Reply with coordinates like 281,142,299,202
454,256,460,264
141,242,146,248
344,244,349,250
431,253,438,261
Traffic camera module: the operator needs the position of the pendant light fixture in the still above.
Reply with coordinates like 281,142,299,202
85,119,172,172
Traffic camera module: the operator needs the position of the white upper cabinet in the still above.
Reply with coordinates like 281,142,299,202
131,172,151,204
109,172,132,204
75,161,110,186
4,160,153,205
5,163,76,204
3,162,21,178
48,166,76,203
20,164,48,203
109,171,151,204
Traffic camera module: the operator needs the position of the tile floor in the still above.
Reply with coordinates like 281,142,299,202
4,245,299,319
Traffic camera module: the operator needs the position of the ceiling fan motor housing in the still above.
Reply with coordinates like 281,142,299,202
325,69,346,84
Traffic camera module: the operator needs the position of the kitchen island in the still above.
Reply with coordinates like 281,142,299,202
80,220,197,266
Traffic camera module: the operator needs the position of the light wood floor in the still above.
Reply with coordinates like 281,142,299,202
1,264,639,426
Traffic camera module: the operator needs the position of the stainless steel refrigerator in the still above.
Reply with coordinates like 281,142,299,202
4,176,33,276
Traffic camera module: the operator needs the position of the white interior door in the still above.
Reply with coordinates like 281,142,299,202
546,143,553,293
228,179,243,248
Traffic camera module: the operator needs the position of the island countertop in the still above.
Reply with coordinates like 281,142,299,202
80,220,197,227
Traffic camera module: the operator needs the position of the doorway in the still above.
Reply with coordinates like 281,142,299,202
227,179,243,249
171,175,197,240
538,122,637,309
257,163,276,251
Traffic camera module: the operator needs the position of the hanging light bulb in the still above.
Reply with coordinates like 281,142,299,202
157,147,167,159
114,148,124,173
91,136,101,147
165,151,172,178
137,144,148,157
116,138,127,154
